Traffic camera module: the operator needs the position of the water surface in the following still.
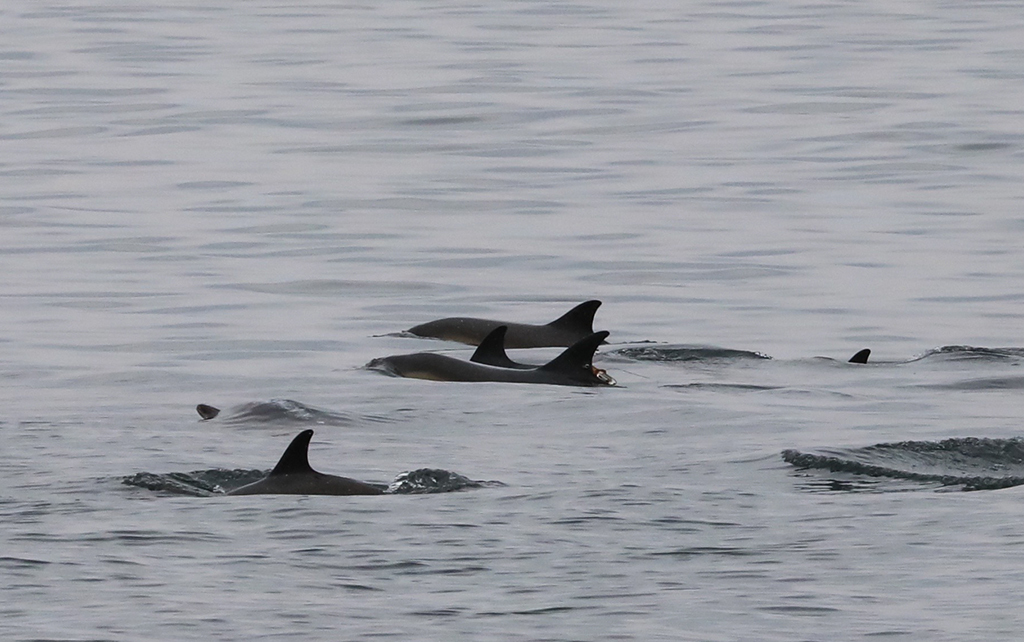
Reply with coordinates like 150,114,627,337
3,1,1024,640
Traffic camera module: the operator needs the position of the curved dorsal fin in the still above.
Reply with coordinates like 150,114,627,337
270,429,317,476
196,404,220,420
540,331,610,374
848,348,871,364
546,300,601,333
470,326,521,368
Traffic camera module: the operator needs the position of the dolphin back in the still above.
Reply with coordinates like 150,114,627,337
228,430,385,496
406,300,603,348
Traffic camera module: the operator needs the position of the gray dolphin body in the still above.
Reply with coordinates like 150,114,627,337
406,300,602,348
228,429,384,496
367,331,615,386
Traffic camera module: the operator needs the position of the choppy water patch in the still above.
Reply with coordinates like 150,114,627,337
783,437,1024,491
606,343,771,363
122,468,498,496
911,345,1024,363
387,469,500,494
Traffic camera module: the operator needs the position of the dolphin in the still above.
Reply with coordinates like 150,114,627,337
228,429,384,496
367,331,616,386
849,348,871,364
405,300,602,348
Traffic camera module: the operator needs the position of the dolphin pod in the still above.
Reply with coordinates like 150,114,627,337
406,300,602,348
228,429,384,496
367,330,616,386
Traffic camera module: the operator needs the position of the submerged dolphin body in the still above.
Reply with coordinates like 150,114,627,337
406,300,602,348
228,429,384,496
367,331,615,386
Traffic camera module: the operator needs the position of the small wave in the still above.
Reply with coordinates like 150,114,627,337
783,437,1024,491
924,376,1024,391
197,399,360,426
607,344,771,363
387,469,503,494
912,345,1024,363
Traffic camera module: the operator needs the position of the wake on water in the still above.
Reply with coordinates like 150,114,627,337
783,437,1024,492
195,399,391,426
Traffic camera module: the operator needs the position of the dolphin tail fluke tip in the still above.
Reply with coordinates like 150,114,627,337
848,348,871,364
196,404,221,420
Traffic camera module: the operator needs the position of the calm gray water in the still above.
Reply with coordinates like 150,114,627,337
3,0,1024,640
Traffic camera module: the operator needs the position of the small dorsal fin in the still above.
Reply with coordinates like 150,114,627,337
849,348,871,364
540,331,610,374
470,326,522,368
546,300,601,334
196,404,220,420
269,429,317,476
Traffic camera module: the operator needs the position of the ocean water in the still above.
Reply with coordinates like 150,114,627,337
3,0,1024,640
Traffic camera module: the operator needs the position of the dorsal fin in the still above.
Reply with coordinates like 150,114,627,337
848,348,871,364
196,404,220,420
540,331,610,374
546,300,601,334
470,326,522,368
269,429,317,476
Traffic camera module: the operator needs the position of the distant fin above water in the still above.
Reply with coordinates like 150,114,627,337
848,348,871,364
406,300,602,348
